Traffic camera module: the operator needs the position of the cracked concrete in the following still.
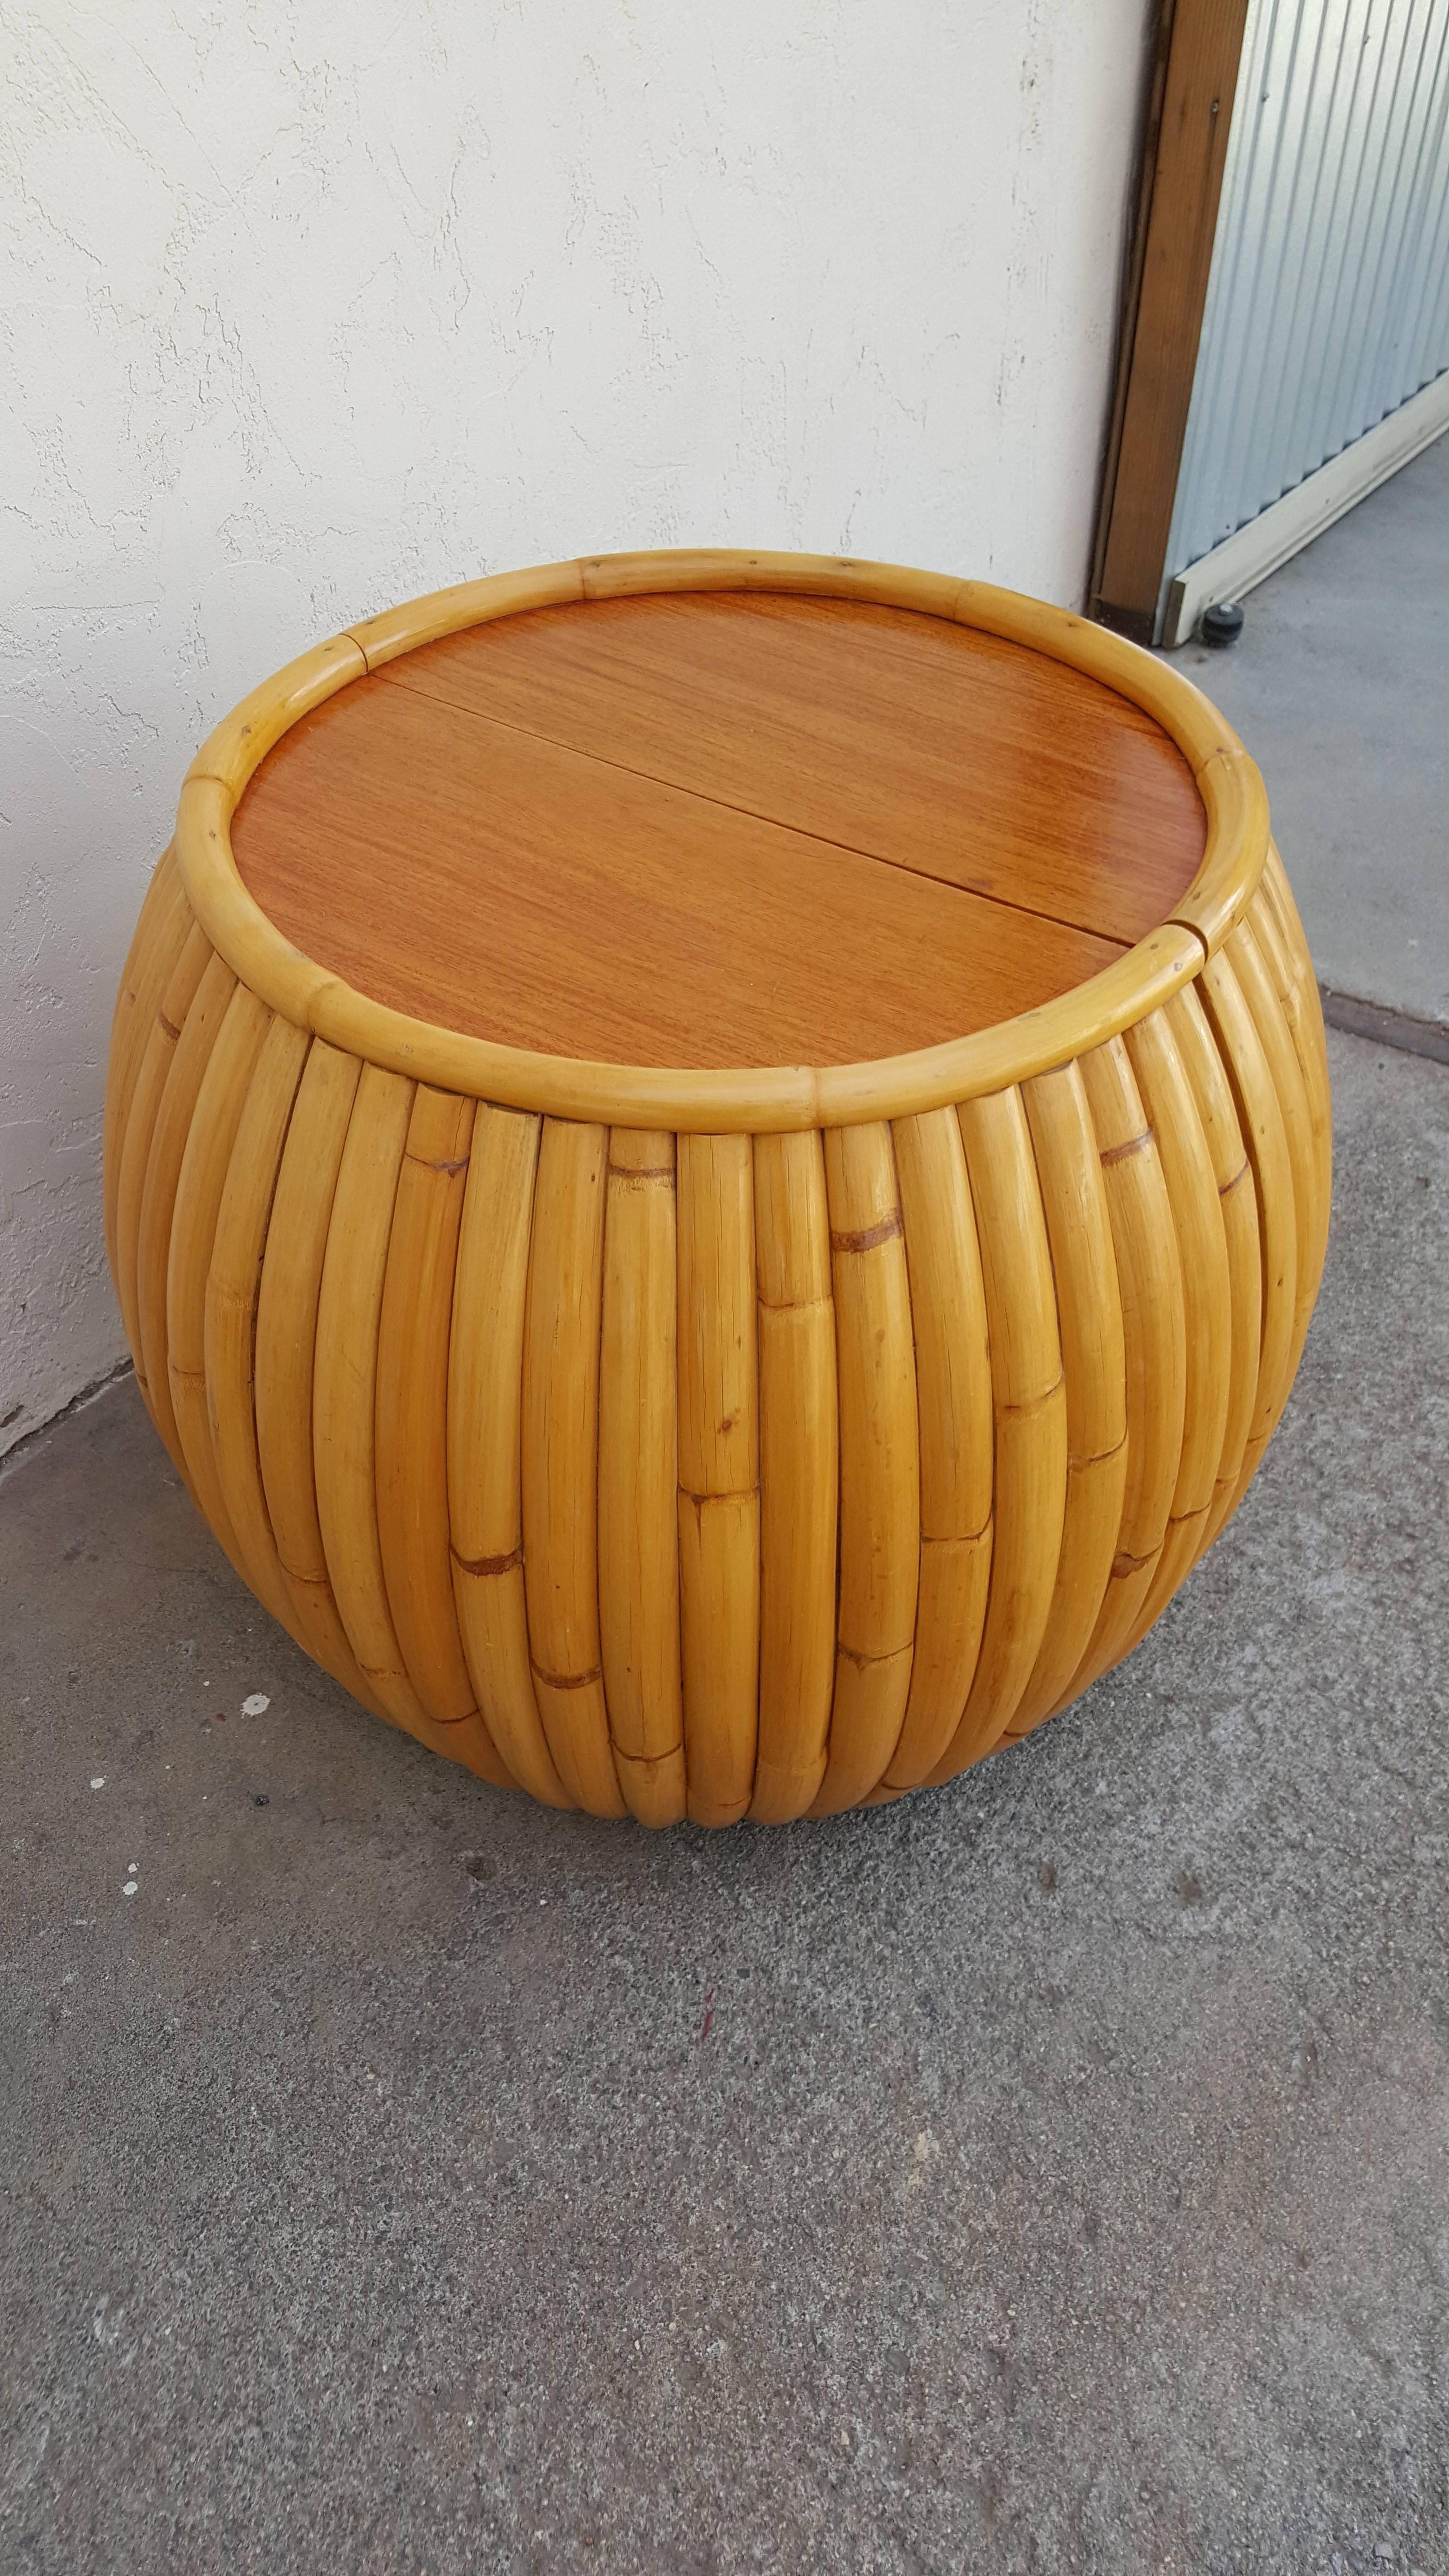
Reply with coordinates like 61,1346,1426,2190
3,1024,1447,2575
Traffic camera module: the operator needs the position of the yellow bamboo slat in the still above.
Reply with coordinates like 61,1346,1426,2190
1225,916,1323,1383
1165,750,1270,954
113,919,212,1395
188,632,369,789
106,843,177,1091
579,550,966,615
1247,873,1333,1301
1198,946,1300,1529
1124,1004,1233,1636
105,848,180,1097
103,847,189,1274
886,1107,993,1787
1165,982,1261,1546
448,1105,573,1810
1260,844,1333,1191
1259,843,1332,1102
374,1086,476,1721
750,1130,838,1823
165,982,273,1569
598,1129,686,1828
134,949,238,1477
1257,841,1314,978
255,1040,381,1708
347,562,586,672
676,1132,760,1827
811,1122,920,1816
1007,1060,1128,1739
676,1493,760,1819
1057,1037,1186,1707
204,1012,312,1636
522,1117,627,1818
925,1086,1067,1779
374,1086,518,1788
312,1063,440,1743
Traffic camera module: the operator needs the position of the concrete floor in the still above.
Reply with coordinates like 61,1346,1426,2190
1168,427,1449,1033
3,1021,1447,2576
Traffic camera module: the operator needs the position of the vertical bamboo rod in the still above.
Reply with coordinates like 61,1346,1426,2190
1226,917,1323,1381
104,849,189,1275
255,1041,382,1711
599,1129,686,1827
1165,981,1261,1547
677,1131,760,1828
1008,1060,1128,1739
811,1122,919,1816
1258,842,1316,998
1245,881,1333,1303
926,1086,1067,1780
1124,1003,1233,1636
106,844,178,1115
374,1086,518,1788
205,1012,313,1637
522,1117,626,1818
1056,1037,1186,1708
375,1086,478,1720
1249,873,1333,1494
1198,946,1299,1529
1259,843,1333,1178
113,920,212,1402
134,949,238,1480
750,1130,838,1823
165,982,273,1571
449,1105,573,1810
886,1106,993,1787
313,1063,440,1744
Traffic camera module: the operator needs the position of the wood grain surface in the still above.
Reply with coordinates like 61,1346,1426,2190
232,592,1205,1070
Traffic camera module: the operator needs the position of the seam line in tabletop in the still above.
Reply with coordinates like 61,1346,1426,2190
228,798,1126,1070
229,703,1131,1065
370,665,1154,956
172,555,1256,1126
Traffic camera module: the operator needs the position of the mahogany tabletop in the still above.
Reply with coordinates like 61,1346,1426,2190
231,590,1207,1071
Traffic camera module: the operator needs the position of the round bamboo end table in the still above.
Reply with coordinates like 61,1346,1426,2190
104,551,1330,1825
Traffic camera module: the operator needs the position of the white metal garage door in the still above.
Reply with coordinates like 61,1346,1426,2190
1161,0,1449,644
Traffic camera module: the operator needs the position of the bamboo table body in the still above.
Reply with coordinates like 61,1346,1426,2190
104,550,1330,1825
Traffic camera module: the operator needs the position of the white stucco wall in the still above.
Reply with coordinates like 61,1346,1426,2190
1,0,1150,1455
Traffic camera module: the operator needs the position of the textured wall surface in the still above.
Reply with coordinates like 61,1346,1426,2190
0,0,1150,1455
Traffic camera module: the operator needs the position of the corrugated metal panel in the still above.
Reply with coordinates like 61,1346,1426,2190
1164,0,1449,615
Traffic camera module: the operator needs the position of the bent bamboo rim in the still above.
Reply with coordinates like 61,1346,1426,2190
176,549,1270,1131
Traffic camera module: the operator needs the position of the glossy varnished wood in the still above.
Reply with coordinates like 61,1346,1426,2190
385,595,1206,936
231,593,1205,1072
